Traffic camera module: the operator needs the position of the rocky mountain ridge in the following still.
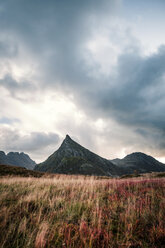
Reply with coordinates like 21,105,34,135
111,152,165,174
1,135,165,176
35,135,165,176
35,135,122,176
0,151,36,170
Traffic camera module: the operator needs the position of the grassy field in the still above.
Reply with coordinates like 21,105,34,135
0,175,164,248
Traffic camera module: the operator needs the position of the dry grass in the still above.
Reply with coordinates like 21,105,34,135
0,175,164,248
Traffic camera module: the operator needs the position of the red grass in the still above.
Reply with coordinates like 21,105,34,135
0,176,164,247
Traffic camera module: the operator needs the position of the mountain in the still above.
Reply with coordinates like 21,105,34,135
0,151,36,170
35,135,121,176
111,152,165,174
0,151,9,165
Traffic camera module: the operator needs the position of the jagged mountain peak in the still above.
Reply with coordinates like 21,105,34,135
35,135,120,176
58,135,85,156
65,134,71,140
62,134,74,145
63,134,79,145
0,151,36,170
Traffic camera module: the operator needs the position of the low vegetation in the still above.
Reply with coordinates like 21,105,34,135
0,164,44,177
0,175,164,247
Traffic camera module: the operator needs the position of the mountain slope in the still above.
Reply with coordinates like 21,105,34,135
111,152,165,174
0,151,36,170
35,135,121,176
0,164,43,177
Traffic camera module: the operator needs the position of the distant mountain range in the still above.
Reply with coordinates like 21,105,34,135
34,135,165,176
0,151,36,170
1,135,165,176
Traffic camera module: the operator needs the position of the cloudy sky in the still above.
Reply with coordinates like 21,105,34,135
0,0,165,163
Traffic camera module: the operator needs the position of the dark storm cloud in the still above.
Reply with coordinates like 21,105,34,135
0,0,165,154
0,40,17,58
0,75,36,100
0,128,60,152
0,0,118,85
0,0,119,103
82,46,165,149
0,0,117,50
94,46,165,126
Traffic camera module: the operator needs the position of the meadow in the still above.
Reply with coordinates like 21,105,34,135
0,175,164,248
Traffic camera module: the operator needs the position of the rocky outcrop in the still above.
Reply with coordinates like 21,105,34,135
0,151,36,170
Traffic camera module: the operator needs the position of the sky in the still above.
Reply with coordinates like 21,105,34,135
0,0,165,163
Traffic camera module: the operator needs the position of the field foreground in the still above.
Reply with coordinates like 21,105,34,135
0,176,164,248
